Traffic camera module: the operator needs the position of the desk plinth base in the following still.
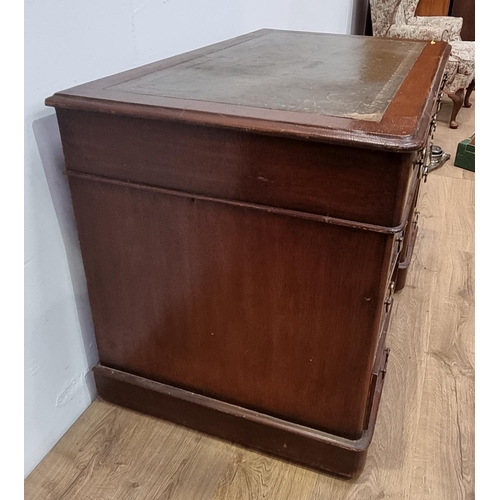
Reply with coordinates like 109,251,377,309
94,364,387,479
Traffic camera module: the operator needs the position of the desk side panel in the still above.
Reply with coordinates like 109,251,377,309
68,175,393,439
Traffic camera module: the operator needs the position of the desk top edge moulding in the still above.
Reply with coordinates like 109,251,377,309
46,29,450,478
46,29,450,151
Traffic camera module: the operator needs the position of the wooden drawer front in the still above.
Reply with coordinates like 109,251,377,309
387,149,423,280
364,345,390,431
56,109,415,229
400,180,421,266
390,231,405,278
394,174,421,291
364,296,393,430
372,282,394,380
429,73,448,140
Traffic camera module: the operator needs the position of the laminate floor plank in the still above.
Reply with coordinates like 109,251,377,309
25,95,475,500
25,402,235,500
304,253,439,500
406,241,474,500
211,449,317,500
407,183,474,499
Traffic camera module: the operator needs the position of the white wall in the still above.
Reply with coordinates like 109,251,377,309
24,0,356,478
287,0,355,34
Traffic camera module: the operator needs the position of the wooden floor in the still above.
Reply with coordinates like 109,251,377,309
25,99,475,500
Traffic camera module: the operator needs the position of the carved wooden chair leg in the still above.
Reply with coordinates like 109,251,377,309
448,88,465,129
464,79,475,108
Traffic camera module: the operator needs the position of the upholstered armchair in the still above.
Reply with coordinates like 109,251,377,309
370,0,474,128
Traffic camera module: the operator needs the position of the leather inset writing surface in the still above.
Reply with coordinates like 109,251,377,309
109,32,424,121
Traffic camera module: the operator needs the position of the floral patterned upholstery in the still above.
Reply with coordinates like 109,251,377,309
370,0,474,97
445,40,475,93
371,0,462,41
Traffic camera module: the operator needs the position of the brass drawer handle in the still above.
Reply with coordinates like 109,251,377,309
430,114,437,138
437,92,444,112
395,233,404,254
423,165,429,183
384,282,395,313
414,147,427,172
381,348,391,378
413,210,420,227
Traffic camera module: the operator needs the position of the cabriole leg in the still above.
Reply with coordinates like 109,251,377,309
464,79,475,108
448,88,465,129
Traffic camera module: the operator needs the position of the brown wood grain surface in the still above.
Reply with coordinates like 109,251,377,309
450,0,475,41
25,98,475,499
56,108,416,228
68,172,394,440
416,0,451,16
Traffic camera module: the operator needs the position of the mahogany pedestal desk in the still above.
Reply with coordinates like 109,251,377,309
46,30,450,478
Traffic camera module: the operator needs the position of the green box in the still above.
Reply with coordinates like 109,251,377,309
454,134,475,172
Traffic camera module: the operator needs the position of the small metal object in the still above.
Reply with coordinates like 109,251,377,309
430,114,438,138
430,145,443,162
413,210,420,227
381,348,391,378
423,165,429,183
438,90,444,104
428,144,451,172
395,233,405,254
415,147,426,171
417,150,427,179
384,282,395,313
